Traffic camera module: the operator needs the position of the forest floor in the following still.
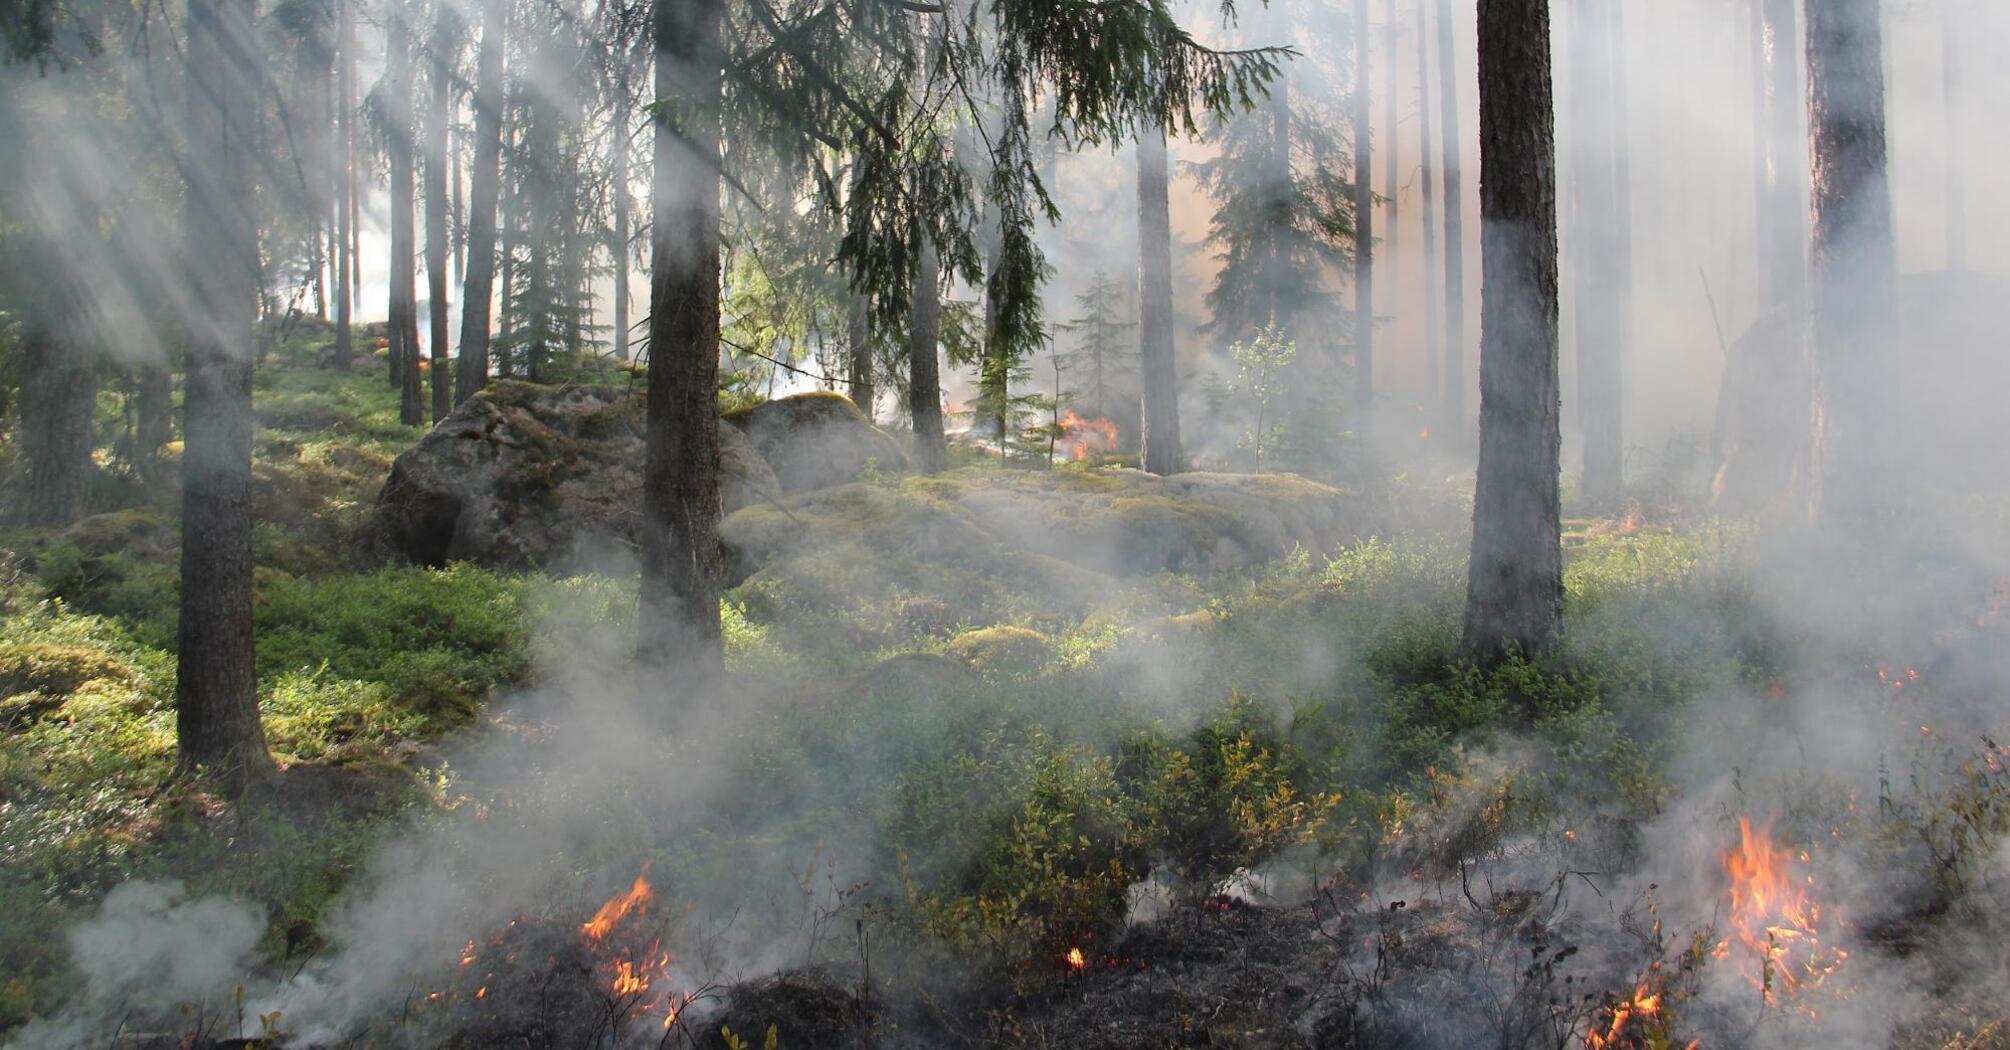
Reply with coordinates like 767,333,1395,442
2,325,2009,1050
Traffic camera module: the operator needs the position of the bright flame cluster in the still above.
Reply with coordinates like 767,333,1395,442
1715,818,1849,1006
1057,411,1119,461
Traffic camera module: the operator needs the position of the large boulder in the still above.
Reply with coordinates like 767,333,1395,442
723,391,909,493
373,381,780,569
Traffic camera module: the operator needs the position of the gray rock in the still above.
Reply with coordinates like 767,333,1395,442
722,391,910,493
373,381,780,569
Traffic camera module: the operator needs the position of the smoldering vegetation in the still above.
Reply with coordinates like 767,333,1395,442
4,0,2010,1047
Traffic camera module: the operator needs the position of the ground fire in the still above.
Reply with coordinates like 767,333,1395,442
1057,411,1119,461
1715,818,1848,1006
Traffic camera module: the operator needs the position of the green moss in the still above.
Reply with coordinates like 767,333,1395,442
0,642,133,699
947,625,1052,674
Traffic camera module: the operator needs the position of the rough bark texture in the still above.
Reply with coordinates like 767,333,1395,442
21,327,94,527
1435,0,1467,433
455,0,504,405
179,0,271,788
1805,0,1898,527
909,236,948,474
637,0,726,677
332,0,355,370
1570,0,1622,506
1416,0,1441,404
425,0,453,424
1351,0,1374,408
1462,0,1563,661
1136,123,1181,476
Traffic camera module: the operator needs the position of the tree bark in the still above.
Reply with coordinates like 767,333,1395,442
637,0,726,678
455,0,503,404
1435,0,1467,432
1351,0,1374,409
910,233,948,473
179,0,271,789
425,0,453,423
20,326,94,528
387,0,422,425
1461,0,1563,661
332,0,355,369
1806,0,1898,527
1136,122,1181,475
1416,0,1441,409
848,297,873,418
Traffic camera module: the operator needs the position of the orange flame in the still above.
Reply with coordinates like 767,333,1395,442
1065,946,1086,971
1715,818,1848,1004
1585,983,1659,1049
582,869,653,941
1057,411,1119,461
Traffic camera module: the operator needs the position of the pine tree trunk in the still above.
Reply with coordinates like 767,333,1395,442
1382,0,1399,334
1436,0,1467,432
848,298,873,418
637,0,726,678
1806,0,1898,527
1462,0,1563,661
1416,0,1441,410
179,0,271,789
388,0,423,423
21,327,94,528
136,363,173,487
456,0,503,403
611,41,633,363
1352,0,1375,409
910,234,948,473
1136,122,1182,475
425,0,453,423
333,0,355,369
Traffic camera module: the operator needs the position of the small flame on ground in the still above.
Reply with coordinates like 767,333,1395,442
1065,946,1086,971
1715,818,1848,1005
1585,984,1659,1049
1057,411,1119,461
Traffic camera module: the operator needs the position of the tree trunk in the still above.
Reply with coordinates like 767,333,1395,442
1382,0,1399,337
637,0,726,678
1571,0,1622,507
1352,0,1374,409
848,297,873,418
136,362,174,489
388,0,423,424
456,0,503,404
1436,0,1467,432
426,0,453,423
611,40,633,363
1136,122,1182,475
910,233,948,473
21,327,94,528
179,0,271,789
1416,0,1441,410
1806,0,1898,527
332,0,355,369
1461,0,1563,661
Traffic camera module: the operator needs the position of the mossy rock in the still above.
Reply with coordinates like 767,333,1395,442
724,391,909,493
57,507,176,560
948,625,1052,673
